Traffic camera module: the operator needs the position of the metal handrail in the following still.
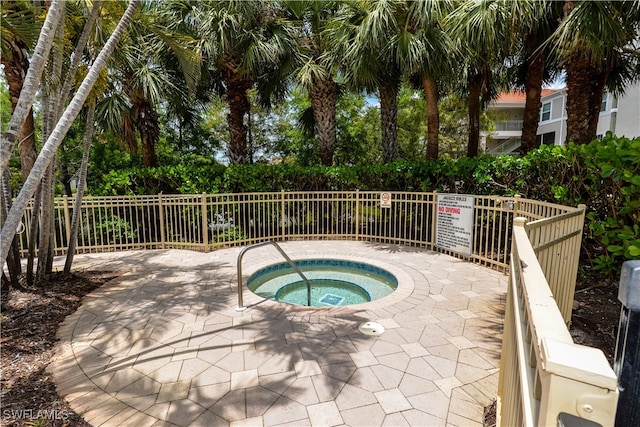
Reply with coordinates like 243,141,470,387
236,241,311,310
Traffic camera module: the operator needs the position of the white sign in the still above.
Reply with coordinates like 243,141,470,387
435,194,475,256
380,192,392,208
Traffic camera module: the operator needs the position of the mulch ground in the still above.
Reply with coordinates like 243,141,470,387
0,267,621,427
1,271,119,427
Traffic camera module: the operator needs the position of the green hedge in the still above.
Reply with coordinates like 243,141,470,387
92,133,639,275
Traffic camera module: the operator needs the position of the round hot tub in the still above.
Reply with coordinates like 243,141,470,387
247,259,398,307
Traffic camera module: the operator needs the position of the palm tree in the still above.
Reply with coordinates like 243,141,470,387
0,0,140,265
0,0,63,174
280,0,343,166
96,1,201,167
445,0,511,157
507,0,562,154
553,0,640,145
188,0,294,164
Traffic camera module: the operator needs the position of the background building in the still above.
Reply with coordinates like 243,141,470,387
484,81,640,155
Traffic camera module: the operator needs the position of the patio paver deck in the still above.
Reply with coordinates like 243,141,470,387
50,241,507,426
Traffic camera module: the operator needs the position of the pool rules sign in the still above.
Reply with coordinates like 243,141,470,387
435,194,475,257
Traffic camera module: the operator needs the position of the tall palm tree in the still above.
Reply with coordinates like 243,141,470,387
280,0,343,166
97,1,201,167
445,0,511,157
188,0,294,164
0,0,63,174
0,0,140,265
507,0,562,154
553,0,640,145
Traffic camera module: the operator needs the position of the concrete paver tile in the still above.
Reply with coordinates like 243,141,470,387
191,409,229,426
398,373,438,397
211,389,246,421
294,359,322,377
339,404,385,426
433,376,463,397
262,396,309,426
334,383,377,411
179,358,210,381
370,364,404,389
425,354,458,378
401,408,446,427
231,416,264,427
100,406,154,427
307,401,343,427
157,380,191,403
381,412,410,426
446,411,483,427
376,351,410,372
405,357,441,381
145,360,182,384
115,376,161,398
374,389,412,414
447,336,476,350
166,399,206,426
144,402,170,422
283,377,319,405
348,366,387,393
188,382,230,408
322,360,357,382
245,386,281,418
310,374,346,402
192,364,230,386
231,369,259,390
259,371,297,395
400,342,430,358
407,389,449,418
349,351,378,367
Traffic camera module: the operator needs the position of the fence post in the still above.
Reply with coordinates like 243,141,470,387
63,195,71,243
615,260,640,427
201,193,208,252
355,190,360,241
158,193,166,249
281,190,286,242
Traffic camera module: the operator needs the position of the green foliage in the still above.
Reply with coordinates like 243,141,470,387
90,135,639,276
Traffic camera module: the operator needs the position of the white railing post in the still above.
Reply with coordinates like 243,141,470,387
63,195,71,243
355,189,360,241
158,193,165,249
201,193,208,252
538,338,618,426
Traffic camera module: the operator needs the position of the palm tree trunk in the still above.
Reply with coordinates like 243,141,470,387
379,83,399,163
0,0,141,265
36,161,56,284
26,185,42,286
422,75,440,161
310,75,337,166
520,33,546,154
467,72,482,157
64,105,95,273
134,99,160,167
54,0,102,119
0,0,64,174
565,54,610,145
0,170,22,287
1,37,38,179
224,69,253,165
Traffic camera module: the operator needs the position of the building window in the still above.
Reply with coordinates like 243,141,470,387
601,93,608,112
536,132,556,146
540,102,551,122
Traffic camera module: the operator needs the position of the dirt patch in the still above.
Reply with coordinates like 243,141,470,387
1,271,119,427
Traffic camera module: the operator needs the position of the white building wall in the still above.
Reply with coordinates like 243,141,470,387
612,81,640,138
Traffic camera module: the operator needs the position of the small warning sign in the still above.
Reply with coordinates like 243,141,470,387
380,192,392,208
